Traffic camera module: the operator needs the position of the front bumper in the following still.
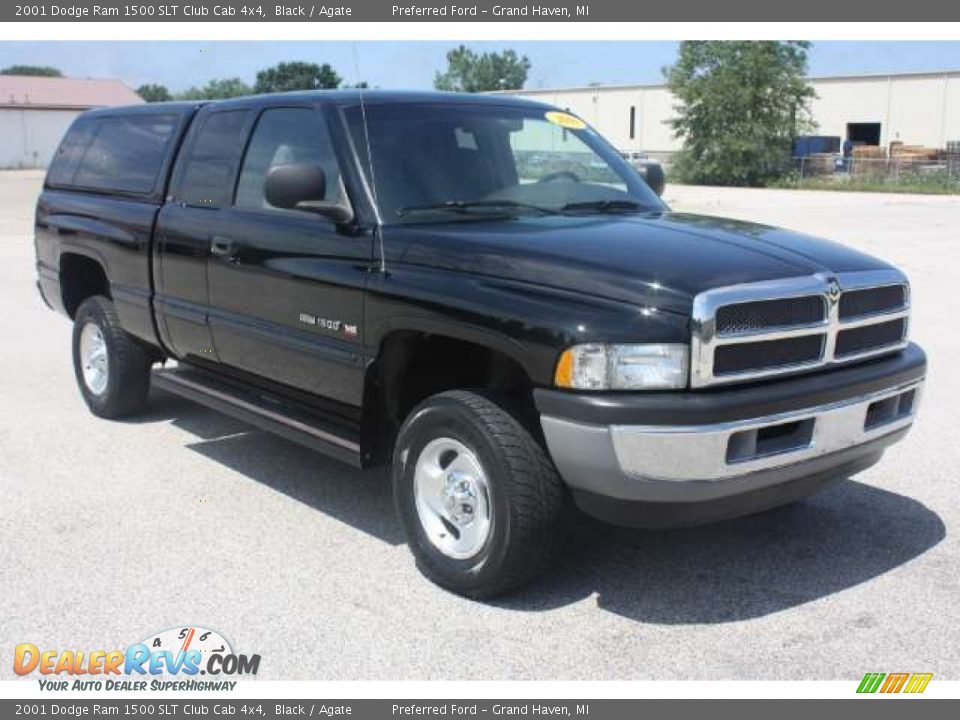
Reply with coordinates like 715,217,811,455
36,262,63,314
536,344,926,526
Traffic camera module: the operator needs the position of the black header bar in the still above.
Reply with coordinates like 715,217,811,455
0,699,958,720
5,0,959,22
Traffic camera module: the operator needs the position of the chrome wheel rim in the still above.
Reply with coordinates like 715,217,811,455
413,437,492,560
79,322,109,396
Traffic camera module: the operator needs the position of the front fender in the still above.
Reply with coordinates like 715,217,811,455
365,264,690,386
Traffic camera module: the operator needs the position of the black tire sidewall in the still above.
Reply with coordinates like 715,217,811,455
71,298,124,416
393,397,516,595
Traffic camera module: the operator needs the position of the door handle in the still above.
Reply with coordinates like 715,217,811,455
210,236,241,263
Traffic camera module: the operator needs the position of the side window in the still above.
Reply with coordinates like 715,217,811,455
49,114,177,194
178,110,250,208
47,117,94,187
235,107,345,211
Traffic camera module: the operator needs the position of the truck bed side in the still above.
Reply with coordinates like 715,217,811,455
34,104,199,350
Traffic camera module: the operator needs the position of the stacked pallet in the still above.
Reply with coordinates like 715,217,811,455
852,145,886,159
805,153,836,175
851,145,887,175
890,144,941,161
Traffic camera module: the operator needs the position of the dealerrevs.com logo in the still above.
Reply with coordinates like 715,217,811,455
14,626,261,692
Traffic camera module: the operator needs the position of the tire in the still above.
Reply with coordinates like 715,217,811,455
393,390,568,598
72,296,152,418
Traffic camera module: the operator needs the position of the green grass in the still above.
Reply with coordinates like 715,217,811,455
770,174,960,195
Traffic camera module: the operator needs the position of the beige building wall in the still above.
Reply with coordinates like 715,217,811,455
887,74,957,147
506,70,960,155
946,75,960,146
0,108,82,169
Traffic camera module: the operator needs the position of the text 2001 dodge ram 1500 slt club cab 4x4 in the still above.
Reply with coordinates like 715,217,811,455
35,91,926,597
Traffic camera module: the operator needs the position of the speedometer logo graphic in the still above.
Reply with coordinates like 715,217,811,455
139,626,233,676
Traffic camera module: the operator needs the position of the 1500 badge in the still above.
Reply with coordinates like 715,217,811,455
299,313,358,338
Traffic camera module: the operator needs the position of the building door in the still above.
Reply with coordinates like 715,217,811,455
847,122,882,146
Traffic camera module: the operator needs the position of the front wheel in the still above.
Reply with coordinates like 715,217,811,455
393,390,568,598
72,296,152,418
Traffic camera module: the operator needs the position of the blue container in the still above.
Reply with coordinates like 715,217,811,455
793,135,842,157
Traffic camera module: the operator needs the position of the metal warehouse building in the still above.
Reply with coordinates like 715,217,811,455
0,75,142,169
505,70,960,158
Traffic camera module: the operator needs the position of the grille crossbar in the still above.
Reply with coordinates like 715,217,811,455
691,270,909,387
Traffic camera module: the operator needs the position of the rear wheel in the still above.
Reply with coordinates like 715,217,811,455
72,296,152,418
393,390,567,598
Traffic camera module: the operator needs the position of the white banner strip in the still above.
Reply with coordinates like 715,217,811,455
1,680,959,700
2,21,960,41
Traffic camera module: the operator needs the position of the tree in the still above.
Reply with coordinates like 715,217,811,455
434,46,530,93
1,65,62,77
176,78,252,101
663,41,815,187
136,84,172,103
254,61,341,94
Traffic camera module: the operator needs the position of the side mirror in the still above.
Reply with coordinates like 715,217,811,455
264,164,353,224
639,162,666,196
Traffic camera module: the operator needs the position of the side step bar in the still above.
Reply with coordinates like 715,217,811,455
152,366,363,467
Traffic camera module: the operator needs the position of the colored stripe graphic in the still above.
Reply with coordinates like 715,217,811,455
880,673,910,693
857,672,932,694
857,673,885,693
904,673,933,694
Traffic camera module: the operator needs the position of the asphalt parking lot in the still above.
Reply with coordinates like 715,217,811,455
1,169,958,680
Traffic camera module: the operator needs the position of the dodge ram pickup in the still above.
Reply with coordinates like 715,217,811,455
34,91,926,597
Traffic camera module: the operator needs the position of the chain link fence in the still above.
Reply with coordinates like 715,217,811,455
787,150,960,193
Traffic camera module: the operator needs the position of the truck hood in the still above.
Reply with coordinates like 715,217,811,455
391,212,894,315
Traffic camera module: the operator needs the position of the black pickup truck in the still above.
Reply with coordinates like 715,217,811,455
35,90,926,597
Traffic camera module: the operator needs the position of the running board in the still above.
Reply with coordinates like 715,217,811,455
152,366,363,467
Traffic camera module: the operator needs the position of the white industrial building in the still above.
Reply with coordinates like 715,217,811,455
0,75,142,169
504,70,960,158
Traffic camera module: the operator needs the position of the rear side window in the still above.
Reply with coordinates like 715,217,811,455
48,113,178,194
177,110,250,208
46,117,94,187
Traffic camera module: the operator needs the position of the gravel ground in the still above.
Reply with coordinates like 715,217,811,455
1,171,957,680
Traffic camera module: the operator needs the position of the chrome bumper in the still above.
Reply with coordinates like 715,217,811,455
612,380,921,481
541,380,922,503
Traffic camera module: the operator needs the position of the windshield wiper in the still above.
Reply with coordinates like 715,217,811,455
561,199,646,214
396,200,558,218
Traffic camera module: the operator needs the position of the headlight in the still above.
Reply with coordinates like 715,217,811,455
554,343,689,390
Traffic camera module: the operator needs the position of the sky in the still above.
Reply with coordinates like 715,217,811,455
0,41,957,92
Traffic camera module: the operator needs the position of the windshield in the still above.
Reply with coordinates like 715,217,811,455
343,102,667,223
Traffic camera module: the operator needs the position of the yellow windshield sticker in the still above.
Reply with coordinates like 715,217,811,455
545,111,587,130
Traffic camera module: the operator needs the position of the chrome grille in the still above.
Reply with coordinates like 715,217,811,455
716,295,826,335
690,270,910,387
839,285,906,320
836,318,907,358
713,335,825,375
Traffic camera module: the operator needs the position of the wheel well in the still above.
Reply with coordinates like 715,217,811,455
363,332,535,464
60,254,110,318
